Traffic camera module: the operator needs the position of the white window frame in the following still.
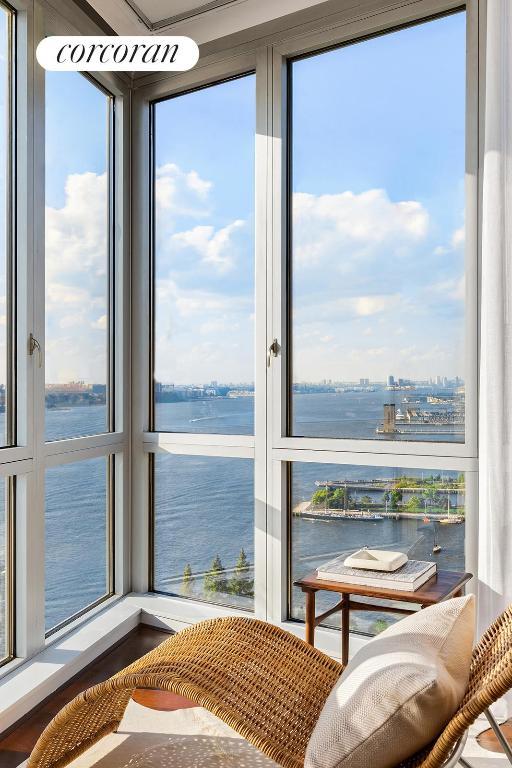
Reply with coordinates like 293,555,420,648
0,0,132,674
132,0,479,659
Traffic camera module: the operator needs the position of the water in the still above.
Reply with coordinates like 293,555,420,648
0,393,467,655
156,389,464,443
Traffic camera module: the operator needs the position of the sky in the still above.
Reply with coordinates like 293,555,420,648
41,10,466,387
45,71,109,385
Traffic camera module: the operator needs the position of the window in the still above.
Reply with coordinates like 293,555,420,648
45,72,113,442
0,4,14,448
152,75,255,435
153,453,254,611
0,477,10,661
45,456,112,634
289,12,466,442
289,461,468,634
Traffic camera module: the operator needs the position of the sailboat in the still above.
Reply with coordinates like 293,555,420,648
439,495,464,524
432,521,442,554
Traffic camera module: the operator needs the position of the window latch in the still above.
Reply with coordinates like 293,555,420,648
267,338,280,367
28,333,43,368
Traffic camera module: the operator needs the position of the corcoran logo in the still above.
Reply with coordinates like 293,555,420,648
36,36,199,72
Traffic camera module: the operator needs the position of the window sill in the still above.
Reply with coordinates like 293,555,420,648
0,591,371,737
130,592,371,661
0,597,140,735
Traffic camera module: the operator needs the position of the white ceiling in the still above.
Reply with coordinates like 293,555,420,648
84,0,332,42
123,0,238,28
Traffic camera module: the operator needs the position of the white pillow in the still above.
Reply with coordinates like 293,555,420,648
305,595,475,768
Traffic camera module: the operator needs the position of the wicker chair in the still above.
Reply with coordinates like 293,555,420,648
27,607,512,768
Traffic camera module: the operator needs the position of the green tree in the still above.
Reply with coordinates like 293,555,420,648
181,563,193,597
331,488,346,509
312,488,328,507
422,486,441,509
361,495,372,507
372,619,392,635
228,548,254,598
404,495,421,513
390,489,402,510
204,555,227,595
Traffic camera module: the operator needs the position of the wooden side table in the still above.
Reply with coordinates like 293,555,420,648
294,569,472,666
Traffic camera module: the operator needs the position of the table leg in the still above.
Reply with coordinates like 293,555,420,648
305,590,316,646
341,593,350,666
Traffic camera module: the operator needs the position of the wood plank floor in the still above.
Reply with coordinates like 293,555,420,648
0,625,195,768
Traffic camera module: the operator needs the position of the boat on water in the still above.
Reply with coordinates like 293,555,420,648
339,512,384,521
432,520,442,553
439,496,464,524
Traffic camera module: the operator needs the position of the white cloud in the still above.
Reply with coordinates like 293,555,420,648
427,276,465,302
45,172,108,384
171,219,245,273
351,294,402,317
452,226,465,249
155,163,212,219
293,188,429,268
91,314,108,330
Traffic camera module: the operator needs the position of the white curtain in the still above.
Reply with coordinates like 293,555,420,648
478,0,512,692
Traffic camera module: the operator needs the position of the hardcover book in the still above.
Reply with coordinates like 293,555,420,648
316,557,437,591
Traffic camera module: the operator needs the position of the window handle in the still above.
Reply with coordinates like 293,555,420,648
29,333,43,368
267,338,280,367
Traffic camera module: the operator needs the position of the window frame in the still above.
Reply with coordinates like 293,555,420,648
132,50,268,627
0,0,17,668
0,1,132,671
137,0,479,653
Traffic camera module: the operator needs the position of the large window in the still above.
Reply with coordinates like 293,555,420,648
43,71,117,637
290,462,467,635
0,478,10,661
153,453,254,610
0,5,13,448
45,72,113,442
0,0,13,667
146,9,474,641
152,75,255,435
45,457,112,634
289,13,466,442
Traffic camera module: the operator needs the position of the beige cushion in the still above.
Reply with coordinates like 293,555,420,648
305,595,475,768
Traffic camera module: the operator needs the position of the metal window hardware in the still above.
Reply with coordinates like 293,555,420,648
28,333,42,368
267,338,280,367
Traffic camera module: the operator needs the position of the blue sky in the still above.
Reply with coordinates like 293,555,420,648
45,71,109,385
42,10,466,387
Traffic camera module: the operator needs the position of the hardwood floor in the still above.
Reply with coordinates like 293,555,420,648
476,718,512,754
0,625,196,768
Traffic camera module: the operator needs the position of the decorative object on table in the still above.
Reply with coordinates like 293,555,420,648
343,548,408,572
305,595,476,768
317,555,436,591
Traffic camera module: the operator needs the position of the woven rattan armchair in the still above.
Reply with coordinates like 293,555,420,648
27,607,512,768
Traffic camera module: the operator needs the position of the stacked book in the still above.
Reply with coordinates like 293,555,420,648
316,556,436,592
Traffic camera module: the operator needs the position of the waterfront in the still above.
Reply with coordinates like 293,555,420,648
155,388,464,443
0,392,467,654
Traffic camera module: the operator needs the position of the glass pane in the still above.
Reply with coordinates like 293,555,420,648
290,462,467,635
0,8,11,447
45,457,110,632
290,13,466,442
154,453,254,610
0,478,8,660
153,75,255,435
45,72,111,442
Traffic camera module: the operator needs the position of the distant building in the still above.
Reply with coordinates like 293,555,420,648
359,378,370,386
387,375,395,387
383,403,396,433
